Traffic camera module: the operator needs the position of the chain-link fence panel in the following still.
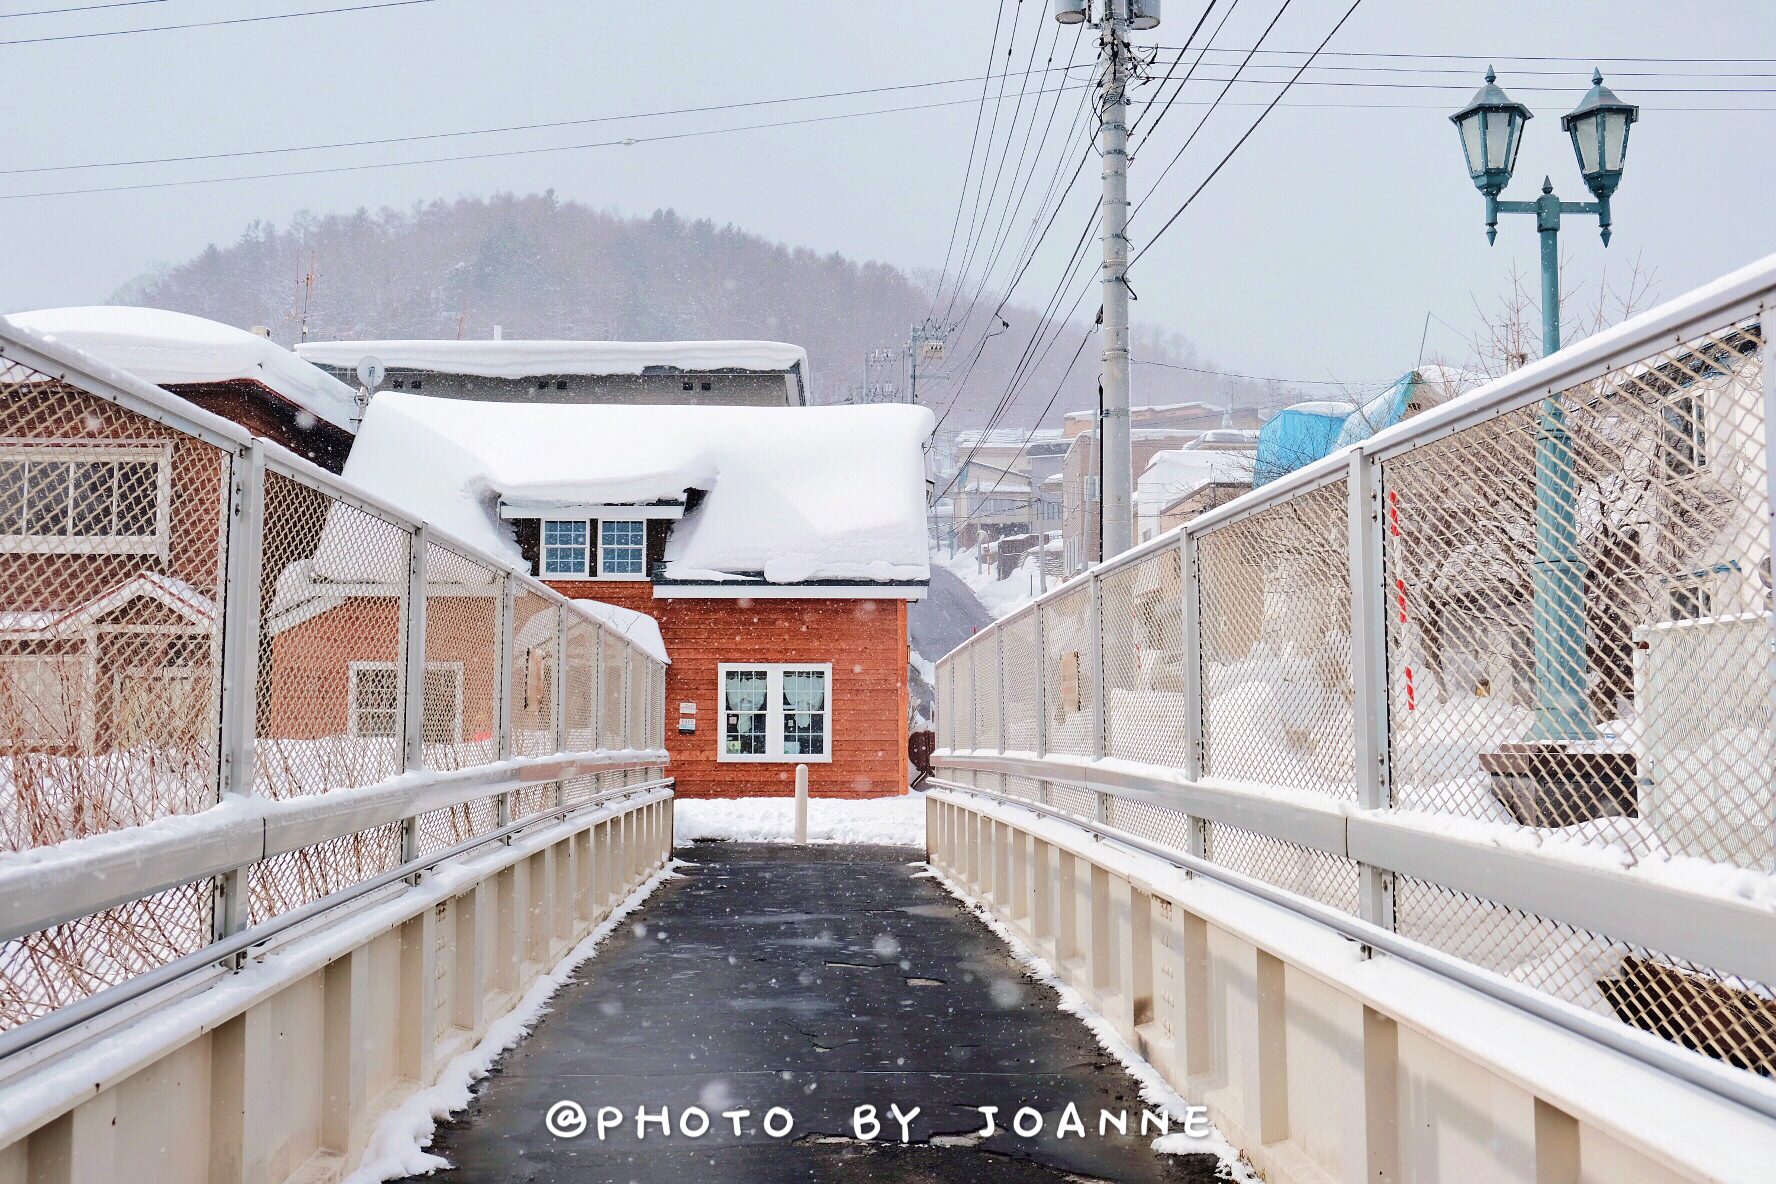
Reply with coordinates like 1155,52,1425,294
1101,547,1188,767
1041,584,1097,757
0,876,212,1031
248,823,403,924
630,651,652,753
1199,481,1355,798
1003,774,1041,801
423,544,500,771
257,470,411,798
975,631,1002,753
511,592,558,758
1111,798,1197,853
0,367,229,850
562,616,597,752
1205,821,1359,914
514,781,559,821
1395,875,1774,1075
937,659,953,751
1002,612,1040,753
1383,320,1771,868
563,773,599,805
601,630,628,752
415,797,502,856
950,644,974,750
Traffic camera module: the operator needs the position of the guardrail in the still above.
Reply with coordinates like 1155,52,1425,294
0,321,670,1043
934,252,1776,1098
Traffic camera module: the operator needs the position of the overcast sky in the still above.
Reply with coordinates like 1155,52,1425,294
0,0,1770,390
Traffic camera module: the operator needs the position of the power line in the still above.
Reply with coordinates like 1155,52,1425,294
928,0,1009,320
0,0,437,47
0,82,1094,200
1132,0,1366,267
1130,0,1239,148
1155,47,1776,65
0,0,164,18
1,64,1091,177
1131,356,1394,389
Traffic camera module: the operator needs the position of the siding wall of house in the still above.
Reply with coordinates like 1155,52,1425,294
548,581,909,799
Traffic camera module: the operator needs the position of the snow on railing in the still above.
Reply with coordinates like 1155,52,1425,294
933,252,1776,1089
0,322,670,1035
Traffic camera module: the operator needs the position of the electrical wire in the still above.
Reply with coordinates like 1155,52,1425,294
928,0,1010,320
0,0,436,46
1132,0,1365,266
0,83,1094,200
0,0,164,18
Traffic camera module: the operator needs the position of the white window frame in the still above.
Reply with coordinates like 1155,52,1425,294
716,662,833,763
0,442,172,559
540,518,590,578
348,660,463,742
597,518,647,578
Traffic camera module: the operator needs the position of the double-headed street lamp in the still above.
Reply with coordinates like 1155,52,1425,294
1451,68,1639,802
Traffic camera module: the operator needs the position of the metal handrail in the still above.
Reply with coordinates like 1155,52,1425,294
0,780,672,1064
931,779,1776,1124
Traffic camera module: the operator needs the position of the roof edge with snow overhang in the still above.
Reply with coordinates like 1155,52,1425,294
294,339,810,381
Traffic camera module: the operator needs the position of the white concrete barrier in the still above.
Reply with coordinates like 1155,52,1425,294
926,787,1776,1184
0,790,673,1184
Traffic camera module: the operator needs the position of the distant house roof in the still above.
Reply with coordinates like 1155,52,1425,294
294,339,810,381
332,394,933,588
4,306,360,433
1063,401,1221,420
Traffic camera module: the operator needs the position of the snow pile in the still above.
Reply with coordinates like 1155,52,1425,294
296,338,808,380
935,545,1044,621
923,861,1258,1180
327,394,932,587
342,860,685,1184
4,307,360,432
674,793,926,846
569,598,668,665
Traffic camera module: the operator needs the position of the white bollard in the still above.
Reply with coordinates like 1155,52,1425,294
794,763,809,844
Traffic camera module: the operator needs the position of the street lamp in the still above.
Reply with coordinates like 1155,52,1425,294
1452,68,1641,822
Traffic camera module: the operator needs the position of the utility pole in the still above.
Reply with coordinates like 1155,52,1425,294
906,319,954,406
1058,0,1155,559
1099,1,1134,560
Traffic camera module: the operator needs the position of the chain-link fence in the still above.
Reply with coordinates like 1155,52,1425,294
0,332,671,1034
932,266,1774,1088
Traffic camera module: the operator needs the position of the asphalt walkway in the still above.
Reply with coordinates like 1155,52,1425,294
401,841,1220,1183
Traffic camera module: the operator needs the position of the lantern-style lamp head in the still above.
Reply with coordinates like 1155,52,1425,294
1561,69,1638,203
1450,68,1532,199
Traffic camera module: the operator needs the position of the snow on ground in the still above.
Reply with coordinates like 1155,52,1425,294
343,861,685,1184
674,793,926,847
935,546,1046,621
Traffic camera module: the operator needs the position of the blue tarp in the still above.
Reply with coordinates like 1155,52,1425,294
1252,371,1422,486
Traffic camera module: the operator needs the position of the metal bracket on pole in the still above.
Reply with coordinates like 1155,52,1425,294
214,440,265,946
1349,451,1395,936
400,522,429,869
1179,530,1207,860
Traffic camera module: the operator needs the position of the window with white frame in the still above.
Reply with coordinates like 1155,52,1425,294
542,519,588,576
718,663,831,762
0,444,170,555
600,519,646,576
349,661,462,742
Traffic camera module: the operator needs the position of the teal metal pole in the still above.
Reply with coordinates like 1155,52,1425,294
1527,178,1595,742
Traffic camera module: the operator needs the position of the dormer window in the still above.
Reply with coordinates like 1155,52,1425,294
600,519,645,575
542,520,588,575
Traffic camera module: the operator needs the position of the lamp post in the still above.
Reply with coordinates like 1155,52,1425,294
1451,67,1638,748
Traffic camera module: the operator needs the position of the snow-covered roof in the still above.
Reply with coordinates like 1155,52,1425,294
294,339,809,380
1138,448,1254,511
3,307,359,433
1065,401,1220,420
331,394,933,587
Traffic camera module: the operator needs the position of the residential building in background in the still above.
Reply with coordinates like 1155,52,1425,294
288,393,930,799
296,338,809,408
5,307,359,471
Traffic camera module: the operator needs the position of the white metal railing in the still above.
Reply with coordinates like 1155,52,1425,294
934,252,1776,1098
0,321,670,1038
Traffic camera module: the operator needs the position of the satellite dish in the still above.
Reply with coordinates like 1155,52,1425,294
356,356,386,390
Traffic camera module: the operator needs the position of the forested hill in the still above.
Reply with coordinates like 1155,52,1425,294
113,192,1270,426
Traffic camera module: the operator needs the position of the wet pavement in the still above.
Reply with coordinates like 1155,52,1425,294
400,842,1221,1183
